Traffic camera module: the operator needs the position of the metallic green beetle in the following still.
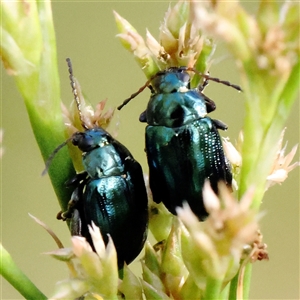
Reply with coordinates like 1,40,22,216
55,59,148,269
119,67,239,220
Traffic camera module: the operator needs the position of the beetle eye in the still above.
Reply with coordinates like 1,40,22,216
72,132,94,151
181,72,190,83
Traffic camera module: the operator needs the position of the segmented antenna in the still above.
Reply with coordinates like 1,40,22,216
43,58,88,175
117,67,242,110
66,58,89,130
186,67,242,92
117,77,153,110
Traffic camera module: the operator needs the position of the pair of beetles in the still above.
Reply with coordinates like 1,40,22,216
53,59,239,269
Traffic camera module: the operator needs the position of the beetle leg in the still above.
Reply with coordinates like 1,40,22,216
197,77,210,92
58,172,88,225
57,184,85,237
69,208,82,236
65,171,88,187
57,184,83,221
202,93,217,113
212,118,228,131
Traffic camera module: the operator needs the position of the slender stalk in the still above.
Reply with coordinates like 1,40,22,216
220,283,230,300
204,277,223,300
228,262,253,300
0,244,47,299
1,0,75,212
242,263,252,300
228,272,238,300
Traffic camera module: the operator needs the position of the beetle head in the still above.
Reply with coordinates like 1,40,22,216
150,68,191,93
72,128,111,152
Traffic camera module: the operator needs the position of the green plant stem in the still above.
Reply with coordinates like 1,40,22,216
219,282,230,300
228,262,252,300
238,60,300,208
242,263,252,300
0,244,47,299
204,277,223,300
29,0,75,212
1,0,75,212
228,272,238,300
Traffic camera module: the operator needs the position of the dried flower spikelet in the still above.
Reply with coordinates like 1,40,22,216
204,183,258,256
222,137,242,170
149,201,173,243
51,224,118,299
115,1,215,79
139,221,185,299
160,218,188,298
178,182,259,280
62,74,114,136
222,136,242,190
119,264,143,300
266,129,299,189
114,11,158,77
249,230,269,262
241,230,269,264
178,203,226,282
0,1,43,76
114,10,144,52
258,2,299,76
61,71,115,172
194,1,299,76
159,1,213,68
192,2,252,61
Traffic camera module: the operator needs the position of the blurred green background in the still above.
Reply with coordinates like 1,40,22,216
1,1,299,299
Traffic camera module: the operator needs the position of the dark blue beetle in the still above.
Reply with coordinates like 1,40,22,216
51,59,148,268
118,67,239,220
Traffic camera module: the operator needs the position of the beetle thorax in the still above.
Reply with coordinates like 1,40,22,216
82,145,125,178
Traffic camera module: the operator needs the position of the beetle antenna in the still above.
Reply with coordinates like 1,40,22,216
118,67,241,110
117,77,153,110
66,58,89,129
187,67,242,92
42,137,73,176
